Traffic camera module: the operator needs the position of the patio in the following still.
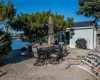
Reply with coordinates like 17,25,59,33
0,48,96,80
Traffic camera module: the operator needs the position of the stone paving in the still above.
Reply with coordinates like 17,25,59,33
0,48,97,80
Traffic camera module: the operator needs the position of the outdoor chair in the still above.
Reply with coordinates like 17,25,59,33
49,45,64,64
34,48,48,66
62,45,69,57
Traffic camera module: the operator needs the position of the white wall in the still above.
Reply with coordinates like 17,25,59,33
94,28,97,48
70,28,95,49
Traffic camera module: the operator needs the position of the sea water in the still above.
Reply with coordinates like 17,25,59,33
11,38,28,50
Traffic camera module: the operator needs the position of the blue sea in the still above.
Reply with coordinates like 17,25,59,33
11,38,28,50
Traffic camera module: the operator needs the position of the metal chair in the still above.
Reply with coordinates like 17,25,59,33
49,45,64,64
34,48,46,66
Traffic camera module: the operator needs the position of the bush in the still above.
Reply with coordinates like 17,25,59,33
0,30,12,64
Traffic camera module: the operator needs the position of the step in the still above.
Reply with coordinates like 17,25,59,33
80,62,93,71
87,54,100,60
81,60,96,68
78,65,100,80
93,64,100,74
84,57,99,66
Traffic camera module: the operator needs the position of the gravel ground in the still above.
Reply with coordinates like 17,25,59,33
0,48,97,80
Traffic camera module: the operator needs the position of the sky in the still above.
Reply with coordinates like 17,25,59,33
4,0,94,33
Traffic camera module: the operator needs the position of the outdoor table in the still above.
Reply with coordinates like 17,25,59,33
37,45,59,65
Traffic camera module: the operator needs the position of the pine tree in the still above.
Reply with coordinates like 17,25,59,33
0,30,12,64
10,10,74,43
77,0,100,21
0,0,16,32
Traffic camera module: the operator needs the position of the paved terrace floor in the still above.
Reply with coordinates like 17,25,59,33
0,48,97,80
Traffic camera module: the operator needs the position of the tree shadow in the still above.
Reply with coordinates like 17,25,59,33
0,72,7,77
1,49,34,66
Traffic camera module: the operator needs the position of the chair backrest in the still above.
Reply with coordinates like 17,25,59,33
63,45,66,50
54,45,63,57
59,46,63,53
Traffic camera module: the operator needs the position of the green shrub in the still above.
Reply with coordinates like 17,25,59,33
0,30,12,56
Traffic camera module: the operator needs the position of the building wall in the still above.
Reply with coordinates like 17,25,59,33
97,34,100,45
70,28,95,49
94,28,97,48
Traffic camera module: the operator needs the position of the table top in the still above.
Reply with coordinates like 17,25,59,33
37,45,59,51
